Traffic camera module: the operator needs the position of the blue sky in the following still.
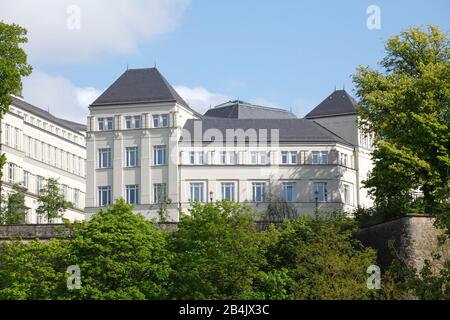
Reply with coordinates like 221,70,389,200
1,0,448,122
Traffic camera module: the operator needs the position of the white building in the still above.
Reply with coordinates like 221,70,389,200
1,96,86,223
85,68,374,221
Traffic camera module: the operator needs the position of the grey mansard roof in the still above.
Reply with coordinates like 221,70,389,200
11,96,87,133
91,68,190,108
305,90,357,119
204,100,297,119
181,118,352,145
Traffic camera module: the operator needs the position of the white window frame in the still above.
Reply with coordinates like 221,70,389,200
125,185,139,205
283,182,295,203
125,147,139,167
153,183,167,204
190,182,204,203
314,182,328,202
98,148,112,169
153,145,167,165
98,186,112,207
252,182,266,202
221,182,235,201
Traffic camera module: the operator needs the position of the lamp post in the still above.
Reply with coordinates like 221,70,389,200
209,191,213,203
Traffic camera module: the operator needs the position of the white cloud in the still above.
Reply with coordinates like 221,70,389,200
0,0,190,63
22,70,101,124
174,85,231,114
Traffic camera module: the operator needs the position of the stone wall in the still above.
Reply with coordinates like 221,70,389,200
354,215,449,271
0,224,72,241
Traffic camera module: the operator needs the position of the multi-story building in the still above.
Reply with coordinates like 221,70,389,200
85,67,374,221
1,96,86,223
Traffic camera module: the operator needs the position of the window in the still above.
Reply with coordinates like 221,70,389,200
283,182,295,202
74,189,80,208
189,151,205,165
221,183,235,201
250,152,267,165
98,186,112,206
125,185,139,205
134,115,141,129
340,153,348,167
125,115,141,129
23,171,30,189
8,163,15,183
190,183,204,202
312,151,329,164
343,184,351,205
219,151,236,165
36,176,44,195
161,114,168,127
314,182,328,202
125,147,139,167
98,148,112,168
281,151,288,164
252,182,265,202
98,117,113,131
291,152,298,164
107,117,113,130
4,124,10,146
153,183,167,204
153,114,169,128
153,145,167,165
125,116,132,129
14,128,19,149
98,118,104,131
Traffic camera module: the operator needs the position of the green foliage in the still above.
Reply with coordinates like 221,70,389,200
1,184,28,224
352,25,450,221
170,200,268,299
264,215,377,300
0,22,32,180
67,198,172,300
36,178,73,222
0,239,70,299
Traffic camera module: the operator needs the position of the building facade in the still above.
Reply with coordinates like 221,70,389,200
85,68,374,221
1,97,86,223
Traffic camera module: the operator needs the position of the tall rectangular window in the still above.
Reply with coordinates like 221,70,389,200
134,115,141,128
251,151,257,164
36,176,44,195
314,182,328,202
250,152,267,165
14,128,19,149
281,151,288,164
98,148,112,168
125,185,139,205
125,147,139,167
252,182,265,202
4,124,10,146
125,116,132,129
8,163,14,183
98,118,104,131
153,145,167,165
189,151,205,165
283,182,295,202
107,117,113,130
74,189,80,208
161,114,168,127
221,183,235,201
23,171,30,189
290,152,298,164
190,183,204,202
98,186,112,206
153,183,167,204
343,184,351,205
320,151,329,164
340,153,348,167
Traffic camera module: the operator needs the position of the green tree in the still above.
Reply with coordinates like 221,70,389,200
0,184,28,224
67,198,172,300
264,215,377,300
0,239,70,299
352,25,450,222
0,22,32,183
36,178,73,222
170,201,268,299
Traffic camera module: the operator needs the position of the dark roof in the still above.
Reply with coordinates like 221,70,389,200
90,68,189,108
305,90,357,119
204,100,297,119
11,96,86,133
181,118,352,145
